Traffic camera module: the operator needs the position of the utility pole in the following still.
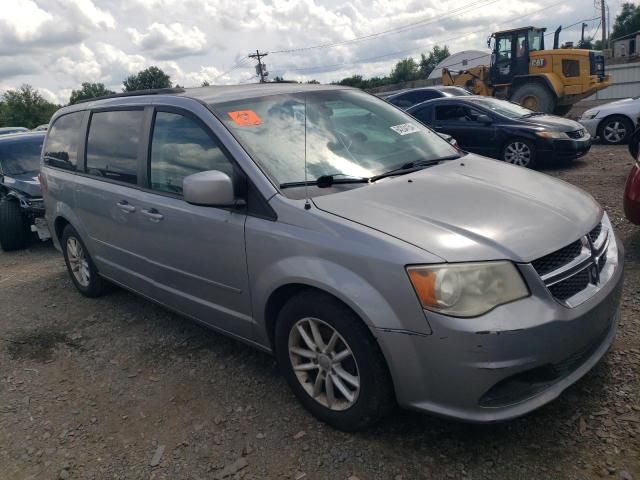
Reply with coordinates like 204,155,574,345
600,0,607,50
581,23,588,46
248,50,269,83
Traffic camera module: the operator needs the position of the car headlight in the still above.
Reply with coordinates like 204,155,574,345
581,111,599,120
406,261,529,317
536,131,568,139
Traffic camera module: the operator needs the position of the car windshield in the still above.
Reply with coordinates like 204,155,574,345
468,98,535,118
0,137,44,175
210,89,458,186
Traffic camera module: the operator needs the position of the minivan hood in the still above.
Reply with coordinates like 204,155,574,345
524,114,584,132
1,171,41,197
313,155,601,263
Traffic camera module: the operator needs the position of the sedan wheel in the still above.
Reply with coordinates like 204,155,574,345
503,140,535,168
288,317,360,411
600,116,632,145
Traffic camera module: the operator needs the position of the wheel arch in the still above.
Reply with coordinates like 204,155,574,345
597,113,635,133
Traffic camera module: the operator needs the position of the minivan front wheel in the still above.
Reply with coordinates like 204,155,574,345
275,290,393,431
61,225,110,297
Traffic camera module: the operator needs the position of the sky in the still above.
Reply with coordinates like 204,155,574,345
0,0,623,105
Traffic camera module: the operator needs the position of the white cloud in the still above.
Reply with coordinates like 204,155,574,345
128,22,208,59
67,0,116,30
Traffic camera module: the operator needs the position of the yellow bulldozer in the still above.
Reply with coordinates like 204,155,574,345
442,26,610,115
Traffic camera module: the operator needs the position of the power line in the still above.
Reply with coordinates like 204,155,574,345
269,0,502,54
212,57,252,83
272,0,574,75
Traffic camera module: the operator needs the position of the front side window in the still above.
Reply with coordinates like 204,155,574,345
0,136,44,175
150,111,234,195
43,112,83,171
211,90,457,187
435,105,485,122
86,110,144,185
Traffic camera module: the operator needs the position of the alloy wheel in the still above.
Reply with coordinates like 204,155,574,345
603,121,627,143
288,317,360,411
504,141,532,167
67,237,90,287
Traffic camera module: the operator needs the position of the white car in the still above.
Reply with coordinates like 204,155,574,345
579,97,640,145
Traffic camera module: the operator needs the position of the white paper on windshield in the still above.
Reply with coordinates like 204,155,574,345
390,123,420,135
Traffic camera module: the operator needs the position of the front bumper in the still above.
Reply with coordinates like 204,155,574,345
537,135,592,161
377,235,624,422
579,118,600,138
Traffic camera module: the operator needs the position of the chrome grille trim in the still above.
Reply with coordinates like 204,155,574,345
532,221,610,306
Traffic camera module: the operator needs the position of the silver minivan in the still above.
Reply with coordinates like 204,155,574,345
42,85,623,430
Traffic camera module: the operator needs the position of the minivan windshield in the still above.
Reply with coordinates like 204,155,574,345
211,89,458,187
467,97,535,119
0,136,44,175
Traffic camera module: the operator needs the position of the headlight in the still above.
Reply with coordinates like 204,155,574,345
581,111,599,120
407,261,529,317
536,131,568,139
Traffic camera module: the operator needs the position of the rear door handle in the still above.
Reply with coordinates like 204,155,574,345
141,208,164,222
117,201,136,213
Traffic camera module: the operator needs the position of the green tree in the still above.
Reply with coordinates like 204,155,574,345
390,57,419,83
0,85,59,129
201,80,211,87
419,45,450,78
69,82,115,104
612,2,640,41
123,66,172,92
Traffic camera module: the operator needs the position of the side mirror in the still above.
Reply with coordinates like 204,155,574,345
629,125,640,161
476,114,492,124
183,170,238,207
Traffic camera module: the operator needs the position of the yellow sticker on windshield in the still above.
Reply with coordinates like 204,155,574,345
228,110,262,126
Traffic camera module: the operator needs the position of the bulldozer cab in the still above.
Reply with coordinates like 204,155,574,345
489,27,546,85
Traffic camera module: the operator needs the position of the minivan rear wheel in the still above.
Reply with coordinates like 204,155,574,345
0,199,30,251
275,290,394,431
61,225,110,297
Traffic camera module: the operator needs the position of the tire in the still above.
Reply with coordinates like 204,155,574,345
510,83,556,113
553,105,573,116
598,115,633,145
502,138,537,168
61,225,110,297
0,199,30,251
275,290,394,431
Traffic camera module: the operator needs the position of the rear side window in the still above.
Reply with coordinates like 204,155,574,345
411,107,432,124
86,110,144,185
149,111,234,195
44,112,83,171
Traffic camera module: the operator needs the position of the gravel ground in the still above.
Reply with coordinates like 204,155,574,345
1,144,639,480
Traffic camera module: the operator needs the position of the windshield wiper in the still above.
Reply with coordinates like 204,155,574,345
521,112,545,118
369,155,462,183
280,174,369,189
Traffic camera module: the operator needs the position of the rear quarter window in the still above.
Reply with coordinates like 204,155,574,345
44,112,84,171
86,110,144,185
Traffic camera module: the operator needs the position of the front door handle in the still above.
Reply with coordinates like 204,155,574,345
141,208,164,222
117,201,136,213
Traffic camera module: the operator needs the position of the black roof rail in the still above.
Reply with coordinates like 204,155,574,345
74,87,186,104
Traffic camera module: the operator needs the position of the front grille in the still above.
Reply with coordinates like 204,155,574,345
566,129,585,139
549,269,590,301
532,240,582,276
589,222,602,243
531,220,608,305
